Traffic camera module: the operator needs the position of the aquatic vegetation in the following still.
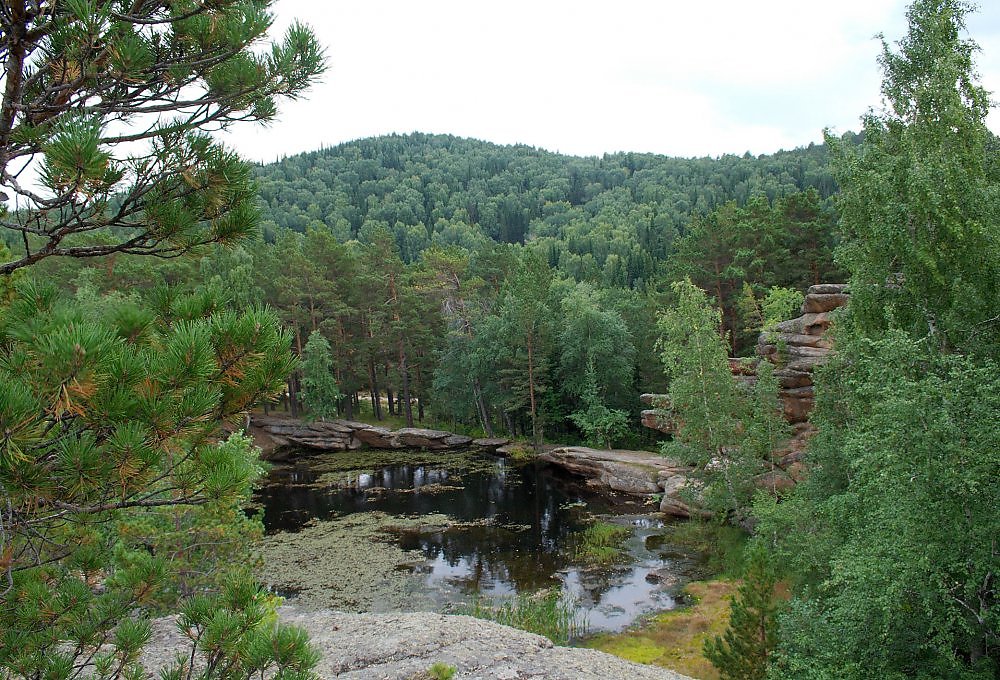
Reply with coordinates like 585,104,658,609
256,449,708,632
258,511,455,611
462,589,589,645
505,443,537,462
571,520,631,565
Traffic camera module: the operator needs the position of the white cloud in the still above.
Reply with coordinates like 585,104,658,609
222,0,1000,161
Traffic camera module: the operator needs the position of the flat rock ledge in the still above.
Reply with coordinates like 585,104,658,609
141,609,693,680
252,415,477,458
539,446,706,518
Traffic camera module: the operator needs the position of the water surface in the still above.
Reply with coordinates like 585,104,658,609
253,449,706,632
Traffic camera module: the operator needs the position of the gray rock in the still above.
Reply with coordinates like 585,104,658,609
639,393,670,407
139,609,694,680
539,446,707,518
252,416,477,457
472,437,511,451
806,283,849,295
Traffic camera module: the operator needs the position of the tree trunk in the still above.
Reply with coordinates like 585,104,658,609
526,334,541,449
398,340,414,427
288,377,299,418
368,357,382,420
414,362,424,422
472,378,494,437
503,411,516,438
292,325,303,417
387,389,395,416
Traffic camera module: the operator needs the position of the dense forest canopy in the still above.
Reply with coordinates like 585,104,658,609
253,132,843,269
21,132,850,447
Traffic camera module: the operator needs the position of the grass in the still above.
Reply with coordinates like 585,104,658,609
665,519,749,577
571,521,631,565
505,442,537,461
584,580,737,680
461,589,589,645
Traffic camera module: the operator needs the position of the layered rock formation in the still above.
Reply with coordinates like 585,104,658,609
754,283,848,478
640,393,672,434
757,283,848,428
251,415,474,458
539,446,707,518
639,284,850,487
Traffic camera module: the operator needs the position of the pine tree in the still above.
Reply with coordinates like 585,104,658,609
704,545,779,680
301,330,341,420
0,0,325,275
0,1,326,676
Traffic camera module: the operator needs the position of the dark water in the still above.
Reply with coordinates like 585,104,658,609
253,450,706,632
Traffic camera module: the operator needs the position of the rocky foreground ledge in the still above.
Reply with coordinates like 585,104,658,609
141,609,693,680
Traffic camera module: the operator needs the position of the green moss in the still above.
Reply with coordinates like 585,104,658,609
424,662,457,680
584,580,736,680
505,443,536,462
594,636,664,664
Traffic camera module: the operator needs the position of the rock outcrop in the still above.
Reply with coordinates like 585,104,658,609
139,609,694,680
640,393,673,434
539,446,707,518
251,415,474,458
638,283,850,486
753,283,848,470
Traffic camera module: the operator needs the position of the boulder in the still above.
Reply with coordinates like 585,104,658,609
539,446,707,519
779,386,815,423
658,473,710,519
775,368,813,389
640,393,669,407
801,292,850,314
472,437,511,451
641,408,674,434
351,424,395,448
807,283,849,295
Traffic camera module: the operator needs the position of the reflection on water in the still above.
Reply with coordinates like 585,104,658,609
254,451,704,632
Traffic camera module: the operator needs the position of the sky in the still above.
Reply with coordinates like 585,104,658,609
223,1,1000,162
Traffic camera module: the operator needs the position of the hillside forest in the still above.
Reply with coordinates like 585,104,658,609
17,133,848,447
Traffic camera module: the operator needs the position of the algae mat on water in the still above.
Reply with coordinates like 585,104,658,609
583,580,736,680
258,510,455,612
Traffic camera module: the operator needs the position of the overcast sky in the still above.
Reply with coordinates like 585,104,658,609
223,1,1000,162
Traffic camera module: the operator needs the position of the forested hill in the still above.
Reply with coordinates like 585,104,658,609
253,132,847,264
25,130,853,448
